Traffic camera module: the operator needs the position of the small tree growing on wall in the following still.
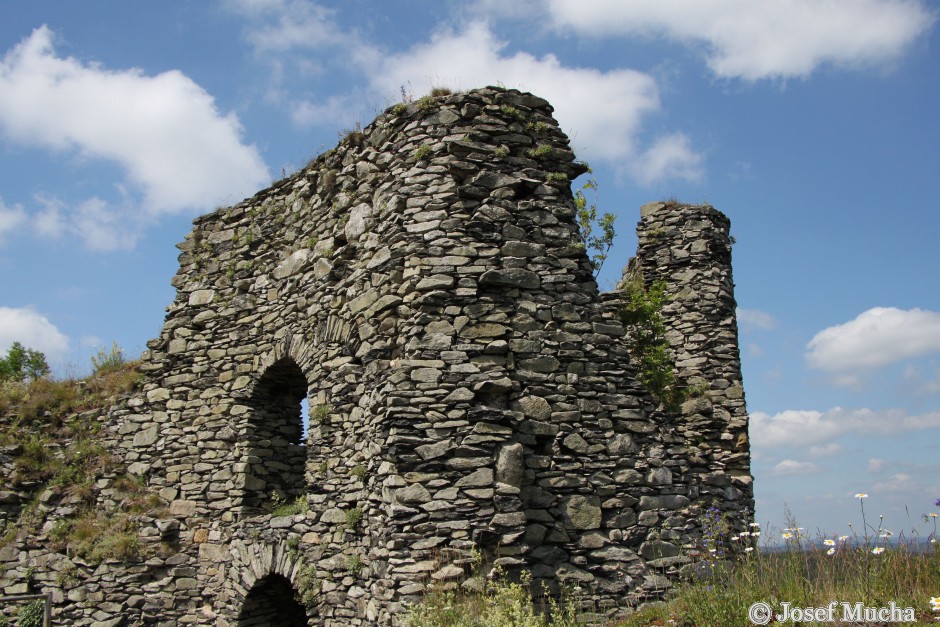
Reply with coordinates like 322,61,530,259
620,278,685,411
573,171,616,278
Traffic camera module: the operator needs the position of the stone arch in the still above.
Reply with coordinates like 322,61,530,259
250,334,317,387
241,335,317,514
222,539,315,626
238,574,309,626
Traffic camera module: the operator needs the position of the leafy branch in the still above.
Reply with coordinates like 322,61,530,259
573,172,616,278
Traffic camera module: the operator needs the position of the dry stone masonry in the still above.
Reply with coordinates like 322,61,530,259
0,86,753,625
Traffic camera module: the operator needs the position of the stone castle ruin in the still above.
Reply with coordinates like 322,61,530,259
0,87,752,625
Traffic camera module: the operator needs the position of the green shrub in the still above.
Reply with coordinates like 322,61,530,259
272,494,309,517
351,464,367,482
344,507,362,530
620,278,684,411
347,554,363,575
408,570,579,627
526,143,552,158
295,564,320,607
309,403,330,424
416,96,437,112
65,512,144,564
17,598,45,627
499,104,524,120
413,144,432,161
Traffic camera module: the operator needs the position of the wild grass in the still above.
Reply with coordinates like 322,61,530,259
0,348,163,562
621,535,939,625
271,494,309,517
0,358,141,486
407,500,940,625
0,356,141,431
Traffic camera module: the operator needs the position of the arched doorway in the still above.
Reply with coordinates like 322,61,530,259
242,357,308,514
238,574,309,626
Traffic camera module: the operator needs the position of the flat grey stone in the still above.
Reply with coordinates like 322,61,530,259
479,268,540,289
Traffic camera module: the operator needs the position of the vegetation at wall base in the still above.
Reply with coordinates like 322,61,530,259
16,598,45,627
406,507,940,626
407,571,581,627
620,540,940,626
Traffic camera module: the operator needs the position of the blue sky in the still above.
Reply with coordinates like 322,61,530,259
1,1,938,542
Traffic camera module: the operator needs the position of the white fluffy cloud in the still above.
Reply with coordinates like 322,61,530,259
544,0,935,80
772,459,821,476
367,22,703,183
738,308,778,331
0,26,269,249
904,365,940,395
225,0,345,54
0,306,69,360
867,458,889,473
0,197,27,242
750,406,940,448
806,307,940,372
808,443,842,458
228,3,703,183
873,472,916,492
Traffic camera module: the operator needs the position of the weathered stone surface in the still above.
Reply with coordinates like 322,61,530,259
516,396,551,420
455,468,494,488
133,425,158,446
188,289,215,306
168,500,197,517
646,467,673,486
345,203,373,241
495,443,524,487
416,440,452,460
396,484,432,504
461,323,508,338
639,541,680,560
562,495,602,530
273,249,312,279
607,434,636,455
320,508,349,524
518,356,560,372
639,495,690,510
479,268,540,289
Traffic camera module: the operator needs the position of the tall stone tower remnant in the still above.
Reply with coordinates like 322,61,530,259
0,87,753,625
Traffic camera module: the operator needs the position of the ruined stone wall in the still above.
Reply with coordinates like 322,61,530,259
0,87,753,626
626,202,754,519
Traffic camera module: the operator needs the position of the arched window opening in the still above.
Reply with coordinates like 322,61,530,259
243,357,308,514
238,574,309,626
